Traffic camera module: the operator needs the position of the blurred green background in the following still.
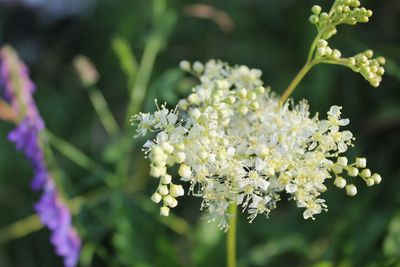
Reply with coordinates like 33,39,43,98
0,0,399,266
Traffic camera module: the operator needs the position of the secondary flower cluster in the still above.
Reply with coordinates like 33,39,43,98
309,0,385,87
134,60,381,229
0,45,80,267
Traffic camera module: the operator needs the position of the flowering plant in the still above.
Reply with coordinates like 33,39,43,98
134,1,385,266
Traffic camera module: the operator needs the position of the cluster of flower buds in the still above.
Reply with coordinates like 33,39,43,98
309,0,373,40
315,39,342,59
309,0,385,87
332,156,382,196
349,50,385,87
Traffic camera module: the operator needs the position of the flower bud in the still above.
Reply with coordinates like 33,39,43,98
164,195,178,208
178,164,192,179
332,49,341,59
355,157,366,168
179,60,191,71
247,91,257,101
347,167,359,177
360,168,371,178
150,165,167,178
190,108,202,120
334,176,346,188
309,15,319,24
161,174,172,184
160,206,170,216
311,5,322,15
161,142,174,154
255,86,265,94
250,101,260,110
151,192,162,203
364,50,373,58
264,167,275,176
188,93,200,104
193,61,204,73
175,151,186,163
158,185,169,196
345,184,357,196
239,106,249,115
371,173,382,184
332,164,343,174
170,184,185,197
337,156,348,166
366,178,374,187
226,95,236,104
320,12,329,20
238,88,247,98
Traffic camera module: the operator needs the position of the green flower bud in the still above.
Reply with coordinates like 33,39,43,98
193,61,204,73
364,50,373,58
255,86,266,94
179,60,191,71
320,12,329,20
366,178,374,187
309,15,319,24
311,5,322,15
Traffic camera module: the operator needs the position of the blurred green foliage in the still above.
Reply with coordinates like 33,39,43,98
0,0,400,266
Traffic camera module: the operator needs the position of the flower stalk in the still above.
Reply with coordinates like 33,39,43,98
227,203,238,267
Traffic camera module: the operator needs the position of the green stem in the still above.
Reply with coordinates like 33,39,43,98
45,130,112,176
280,60,316,104
124,35,162,127
86,85,120,137
0,187,193,244
117,35,163,181
227,203,237,267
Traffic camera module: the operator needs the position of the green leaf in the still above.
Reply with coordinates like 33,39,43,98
111,36,138,81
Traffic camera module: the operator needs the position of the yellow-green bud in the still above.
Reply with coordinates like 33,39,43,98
179,60,191,71
311,5,322,15
193,61,204,73
309,15,319,24
347,167,359,177
361,168,371,178
366,178,374,187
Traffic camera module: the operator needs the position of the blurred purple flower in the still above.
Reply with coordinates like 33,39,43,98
0,45,80,267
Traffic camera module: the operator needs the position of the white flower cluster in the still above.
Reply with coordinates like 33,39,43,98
133,60,381,230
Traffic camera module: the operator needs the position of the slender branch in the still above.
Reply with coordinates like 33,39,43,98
280,61,316,104
227,203,238,267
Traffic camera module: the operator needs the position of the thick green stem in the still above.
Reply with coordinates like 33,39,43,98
280,61,315,104
227,203,237,267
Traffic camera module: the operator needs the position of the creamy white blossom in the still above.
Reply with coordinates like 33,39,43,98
133,60,381,230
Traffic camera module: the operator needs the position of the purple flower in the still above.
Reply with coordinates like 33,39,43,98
0,45,81,267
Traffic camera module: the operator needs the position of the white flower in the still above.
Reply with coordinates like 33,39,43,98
135,60,381,230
